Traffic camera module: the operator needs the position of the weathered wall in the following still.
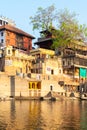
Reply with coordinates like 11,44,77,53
0,73,66,98
0,73,10,97
0,73,29,98
15,76,29,97
41,79,65,97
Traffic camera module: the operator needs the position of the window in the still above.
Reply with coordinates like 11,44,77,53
1,32,3,36
8,50,10,54
32,83,35,89
50,85,53,91
0,20,2,25
37,82,41,89
6,22,8,25
51,69,54,74
63,60,65,66
1,39,3,43
3,21,5,25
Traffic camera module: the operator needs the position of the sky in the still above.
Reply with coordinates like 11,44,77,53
0,0,87,46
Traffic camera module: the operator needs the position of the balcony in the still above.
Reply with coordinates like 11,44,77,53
63,54,87,69
74,57,87,67
76,53,87,59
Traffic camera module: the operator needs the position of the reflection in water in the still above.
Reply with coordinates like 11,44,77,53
0,100,87,130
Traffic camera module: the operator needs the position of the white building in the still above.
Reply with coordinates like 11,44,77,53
0,15,16,26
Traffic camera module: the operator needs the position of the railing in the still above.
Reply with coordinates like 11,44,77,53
74,57,87,66
76,53,87,59
63,54,87,67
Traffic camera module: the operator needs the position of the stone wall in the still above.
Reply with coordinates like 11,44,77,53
0,73,29,98
41,79,65,97
0,73,10,97
15,76,29,97
0,73,69,99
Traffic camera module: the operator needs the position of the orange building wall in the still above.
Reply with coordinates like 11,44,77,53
5,30,32,52
6,30,16,47
23,37,32,51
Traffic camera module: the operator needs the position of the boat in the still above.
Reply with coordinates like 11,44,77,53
40,91,64,101
69,92,77,100
80,93,87,100
0,96,14,101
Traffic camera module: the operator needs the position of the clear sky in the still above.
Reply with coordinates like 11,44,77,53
0,0,87,44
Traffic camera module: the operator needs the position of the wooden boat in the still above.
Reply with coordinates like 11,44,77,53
80,93,87,100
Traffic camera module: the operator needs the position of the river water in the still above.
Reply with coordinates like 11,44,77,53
0,99,87,130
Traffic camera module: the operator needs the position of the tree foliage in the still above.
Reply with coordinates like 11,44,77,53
30,5,58,32
30,5,87,49
52,9,87,49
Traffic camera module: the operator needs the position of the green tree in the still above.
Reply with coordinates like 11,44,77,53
30,6,87,49
30,5,58,32
52,9,87,49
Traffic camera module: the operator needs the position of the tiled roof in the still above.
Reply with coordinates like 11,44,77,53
34,37,52,45
0,24,35,39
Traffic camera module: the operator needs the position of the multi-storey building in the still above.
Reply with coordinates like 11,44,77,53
0,16,16,26
34,30,53,49
30,48,55,74
4,46,34,76
34,30,87,94
0,24,35,52
61,42,87,92
29,48,66,97
1,23,87,99
0,24,35,75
